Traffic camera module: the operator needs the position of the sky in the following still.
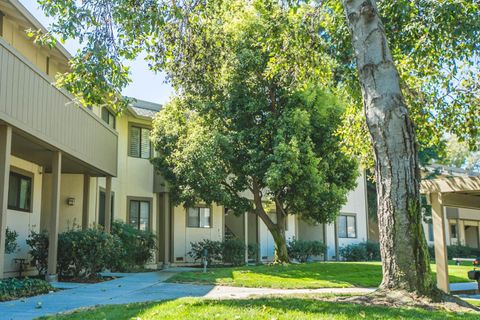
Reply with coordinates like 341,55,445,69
20,0,174,105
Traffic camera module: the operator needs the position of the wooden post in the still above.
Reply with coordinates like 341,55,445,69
0,125,12,278
431,192,449,293
47,151,62,280
82,174,90,230
104,176,112,233
244,212,249,265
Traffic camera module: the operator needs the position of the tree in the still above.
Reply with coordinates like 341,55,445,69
150,3,358,262
37,0,480,296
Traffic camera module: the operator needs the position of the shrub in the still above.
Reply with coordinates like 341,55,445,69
287,238,327,262
223,239,246,266
428,244,480,260
248,243,259,261
339,242,381,262
188,239,223,265
57,228,124,279
26,230,49,276
111,221,156,271
5,227,18,254
0,278,53,302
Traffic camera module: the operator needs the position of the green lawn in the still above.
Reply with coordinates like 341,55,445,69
37,296,479,320
168,262,473,289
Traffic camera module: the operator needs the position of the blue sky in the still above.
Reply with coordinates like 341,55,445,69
20,0,174,105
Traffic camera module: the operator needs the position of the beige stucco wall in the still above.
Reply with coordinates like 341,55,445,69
172,204,224,263
4,156,42,277
1,12,68,78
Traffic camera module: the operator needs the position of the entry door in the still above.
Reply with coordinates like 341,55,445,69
99,190,114,227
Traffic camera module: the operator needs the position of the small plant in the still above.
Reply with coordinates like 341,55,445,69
57,228,124,279
111,221,156,271
188,239,223,265
287,238,327,262
5,227,18,254
0,278,53,302
26,230,49,276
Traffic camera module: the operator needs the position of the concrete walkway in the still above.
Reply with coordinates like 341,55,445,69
0,270,374,320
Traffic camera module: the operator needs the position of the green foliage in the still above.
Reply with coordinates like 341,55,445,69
188,240,223,265
111,221,156,271
339,242,381,262
5,227,18,254
26,230,49,276
286,238,327,262
222,239,246,266
429,245,480,260
57,228,124,279
0,278,53,302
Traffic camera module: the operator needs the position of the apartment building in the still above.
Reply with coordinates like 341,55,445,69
0,0,369,279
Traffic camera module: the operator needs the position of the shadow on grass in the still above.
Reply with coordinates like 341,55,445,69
44,296,479,320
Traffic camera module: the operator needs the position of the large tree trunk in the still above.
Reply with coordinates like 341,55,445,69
342,0,433,294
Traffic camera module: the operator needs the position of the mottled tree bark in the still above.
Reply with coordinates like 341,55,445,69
342,0,433,294
252,182,290,263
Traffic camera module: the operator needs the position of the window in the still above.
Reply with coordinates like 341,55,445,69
450,224,458,238
428,222,434,242
101,108,116,129
0,11,4,37
8,172,32,212
129,199,150,231
129,125,151,158
187,207,211,228
338,214,356,238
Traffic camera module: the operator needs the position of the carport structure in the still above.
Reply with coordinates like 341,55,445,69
421,175,480,293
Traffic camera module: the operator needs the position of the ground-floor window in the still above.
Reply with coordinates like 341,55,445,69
338,214,357,238
8,171,32,212
187,207,211,228
129,198,151,231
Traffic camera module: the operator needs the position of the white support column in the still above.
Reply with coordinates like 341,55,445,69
0,125,12,278
431,192,449,293
104,176,112,233
244,212,248,265
82,174,90,230
47,151,62,280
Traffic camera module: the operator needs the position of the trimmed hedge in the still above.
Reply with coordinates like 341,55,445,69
287,238,327,262
111,221,157,271
189,239,259,266
339,242,381,261
428,244,480,260
0,278,53,301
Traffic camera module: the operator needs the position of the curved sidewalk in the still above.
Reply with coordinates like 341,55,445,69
0,270,374,320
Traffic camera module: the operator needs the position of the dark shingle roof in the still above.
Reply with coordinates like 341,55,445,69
127,98,162,119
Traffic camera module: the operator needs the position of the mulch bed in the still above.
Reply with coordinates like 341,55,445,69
58,276,117,283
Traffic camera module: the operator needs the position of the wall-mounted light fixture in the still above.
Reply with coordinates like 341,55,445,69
66,197,75,206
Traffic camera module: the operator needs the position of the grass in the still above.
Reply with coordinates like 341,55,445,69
37,296,479,319
168,261,474,289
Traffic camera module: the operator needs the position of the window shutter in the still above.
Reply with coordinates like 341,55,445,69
140,128,151,158
129,126,140,157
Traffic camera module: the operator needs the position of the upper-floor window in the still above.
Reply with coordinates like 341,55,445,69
8,172,32,212
129,125,151,158
187,207,211,228
101,108,116,129
0,12,4,37
338,214,356,238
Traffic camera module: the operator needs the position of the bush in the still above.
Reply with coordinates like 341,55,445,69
428,244,480,260
339,242,381,262
0,278,53,301
57,228,124,279
287,238,327,262
248,243,259,262
188,239,223,265
5,227,18,254
111,221,156,271
223,239,246,266
26,230,49,276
